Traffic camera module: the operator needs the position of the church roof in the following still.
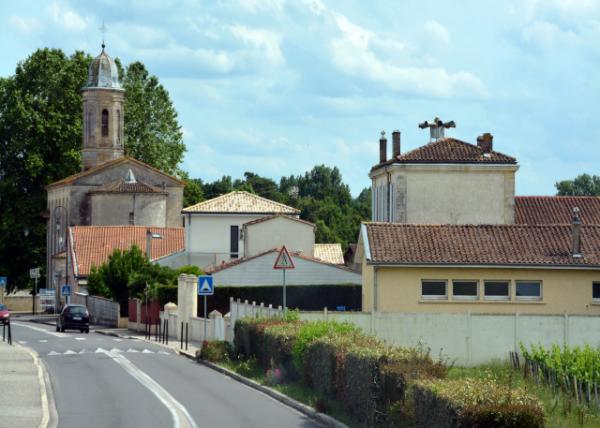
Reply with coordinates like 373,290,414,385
46,157,185,190
182,191,300,215
515,196,600,225
84,48,123,90
89,169,167,194
70,226,184,277
372,138,516,170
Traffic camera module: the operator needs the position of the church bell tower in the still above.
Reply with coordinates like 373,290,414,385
81,43,125,171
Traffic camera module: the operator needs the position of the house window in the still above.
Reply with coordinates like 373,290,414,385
593,282,600,301
484,280,510,300
421,280,447,300
452,280,478,300
101,109,109,137
230,225,239,258
128,212,134,225
516,281,542,301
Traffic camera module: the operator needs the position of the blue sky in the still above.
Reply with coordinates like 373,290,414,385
1,0,599,196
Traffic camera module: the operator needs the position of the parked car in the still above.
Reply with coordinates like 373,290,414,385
56,304,89,333
0,304,9,325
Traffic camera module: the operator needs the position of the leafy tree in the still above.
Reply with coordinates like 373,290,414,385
182,176,204,208
203,175,233,199
556,174,600,196
121,62,185,175
0,49,186,290
238,172,280,201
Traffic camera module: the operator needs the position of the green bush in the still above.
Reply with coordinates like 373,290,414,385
413,378,544,428
200,340,231,363
154,284,177,306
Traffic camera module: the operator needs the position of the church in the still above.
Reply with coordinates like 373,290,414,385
46,45,185,290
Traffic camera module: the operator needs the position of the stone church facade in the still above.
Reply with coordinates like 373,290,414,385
46,46,184,288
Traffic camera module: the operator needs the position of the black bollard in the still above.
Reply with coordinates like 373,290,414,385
166,320,169,345
185,323,189,351
180,322,183,349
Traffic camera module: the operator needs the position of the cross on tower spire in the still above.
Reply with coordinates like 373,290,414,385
99,20,107,50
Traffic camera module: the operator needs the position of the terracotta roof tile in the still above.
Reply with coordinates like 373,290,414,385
365,223,600,267
314,243,344,264
182,191,300,214
372,138,516,170
70,226,184,277
515,196,600,225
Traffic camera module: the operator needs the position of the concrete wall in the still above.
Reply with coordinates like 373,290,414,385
362,264,600,315
186,214,265,264
244,217,315,258
90,193,166,226
371,164,517,224
213,251,361,287
2,296,39,312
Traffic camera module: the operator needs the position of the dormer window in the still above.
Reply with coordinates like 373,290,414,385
101,109,109,137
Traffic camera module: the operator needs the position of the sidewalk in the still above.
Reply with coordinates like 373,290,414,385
0,342,47,428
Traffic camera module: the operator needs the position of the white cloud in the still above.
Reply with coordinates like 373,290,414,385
330,15,486,97
9,16,41,34
522,20,578,50
47,3,87,32
136,44,235,74
231,0,284,13
230,25,284,67
424,20,451,46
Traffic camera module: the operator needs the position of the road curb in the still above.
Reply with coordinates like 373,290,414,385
177,349,348,428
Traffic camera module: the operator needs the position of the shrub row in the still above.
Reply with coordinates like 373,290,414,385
413,378,545,428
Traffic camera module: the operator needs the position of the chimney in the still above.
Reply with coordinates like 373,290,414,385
572,207,582,258
379,131,387,164
392,130,401,158
418,117,456,141
477,133,494,153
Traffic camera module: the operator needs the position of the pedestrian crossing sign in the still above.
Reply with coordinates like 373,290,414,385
273,246,295,270
197,276,214,296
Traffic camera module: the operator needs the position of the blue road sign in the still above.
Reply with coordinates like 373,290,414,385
197,276,214,296
61,285,72,296
0,277,6,288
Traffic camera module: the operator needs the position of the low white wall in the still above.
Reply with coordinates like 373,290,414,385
229,298,600,366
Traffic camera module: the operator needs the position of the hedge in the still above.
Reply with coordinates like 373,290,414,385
413,378,545,428
199,340,231,363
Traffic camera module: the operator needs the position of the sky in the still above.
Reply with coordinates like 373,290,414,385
1,0,599,196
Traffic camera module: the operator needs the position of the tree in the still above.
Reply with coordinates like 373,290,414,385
121,62,185,175
0,49,186,290
182,175,204,208
556,174,600,196
203,176,233,199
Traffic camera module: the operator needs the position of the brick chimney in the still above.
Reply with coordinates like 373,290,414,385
572,207,582,258
477,133,493,153
379,131,387,164
392,130,401,158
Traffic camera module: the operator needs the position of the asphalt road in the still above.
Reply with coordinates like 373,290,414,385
11,321,321,428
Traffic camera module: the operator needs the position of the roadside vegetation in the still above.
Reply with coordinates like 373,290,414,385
197,315,547,427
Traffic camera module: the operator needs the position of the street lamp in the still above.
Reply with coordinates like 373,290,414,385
53,205,69,311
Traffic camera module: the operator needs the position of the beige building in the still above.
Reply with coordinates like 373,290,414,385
243,215,315,258
360,119,600,315
46,45,184,289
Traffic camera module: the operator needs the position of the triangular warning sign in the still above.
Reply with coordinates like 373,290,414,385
273,246,295,269
200,279,212,293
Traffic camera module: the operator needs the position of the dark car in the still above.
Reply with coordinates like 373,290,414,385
0,304,9,325
56,304,90,333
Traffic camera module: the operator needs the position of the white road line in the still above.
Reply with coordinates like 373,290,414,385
18,340,27,344
63,350,76,355
104,350,198,428
39,340,48,343
48,351,60,356
11,322,64,337
113,338,123,342
75,337,86,341
16,344,53,428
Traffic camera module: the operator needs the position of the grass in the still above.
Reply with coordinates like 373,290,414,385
220,358,361,428
449,361,600,428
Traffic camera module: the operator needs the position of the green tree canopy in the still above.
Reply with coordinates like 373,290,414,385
556,174,600,196
0,49,186,290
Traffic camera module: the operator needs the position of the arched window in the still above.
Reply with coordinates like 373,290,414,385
101,109,109,137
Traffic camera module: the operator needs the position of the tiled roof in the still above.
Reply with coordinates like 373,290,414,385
70,226,184,277
314,243,344,265
364,223,600,267
46,157,185,189
90,178,166,194
206,248,355,274
515,196,600,225
243,215,313,228
372,138,516,170
182,191,300,214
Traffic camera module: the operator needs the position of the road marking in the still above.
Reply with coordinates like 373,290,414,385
113,338,123,342
110,348,123,353
142,349,154,354
11,322,64,337
48,351,61,356
63,350,76,355
104,350,198,428
79,349,89,354
126,348,139,353
16,344,54,428
158,351,170,355
18,340,27,344
75,337,86,341
39,340,48,343
95,348,107,353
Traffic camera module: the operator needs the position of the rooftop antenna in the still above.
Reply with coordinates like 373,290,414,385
99,20,107,50
418,117,456,141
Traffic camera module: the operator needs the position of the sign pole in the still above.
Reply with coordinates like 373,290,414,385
204,295,207,341
283,269,286,315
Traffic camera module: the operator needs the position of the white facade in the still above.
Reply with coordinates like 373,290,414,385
244,216,315,258
212,251,361,287
371,163,517,224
